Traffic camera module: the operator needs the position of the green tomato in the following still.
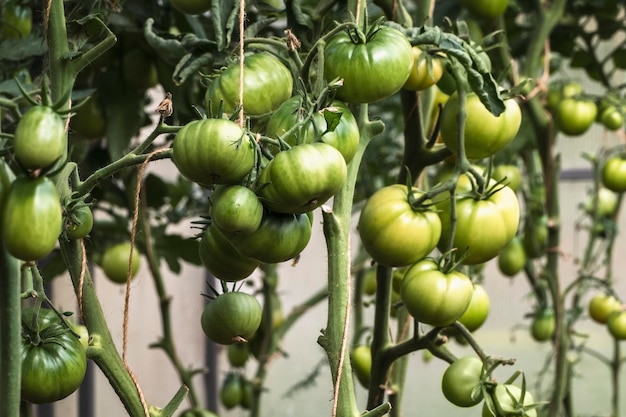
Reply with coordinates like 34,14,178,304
179,409,220,417
403,47,443,91
1,0,32,39
258,142,347,214
497,236,527,277
600,106,624,131
607,310,626,340
492,164,522,193
358,184,441,267
227,343,250,368
400,261,474,327
172,118,255,187
101,242,141,284
21,308,87,404
211,185,263,235
201,292,262,345
122,49,159,90
522,215,549,259
441,356,484,407
2,176,62,261
14,106,67,170
530,309,555,342
555,98,597,136
458,284,490,332
440,93,522,160
437,181,520,265
205,53,293,116
169,0,212,14
265,97,360,163
483,384,537,417
461,0,509,19
601,156,626,193
199,225,259,282
351,345,372,389
71,96,106,139
220,373,243,409
584,187,618,218
222,211,312,264
65,205,94,240
324,26,413,104
588,294,621,324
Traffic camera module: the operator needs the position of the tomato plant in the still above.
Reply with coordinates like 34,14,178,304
205,53,293,116
172,118,255,187
441,356,484,407
101,242,140,284
358,184,441,267
21,308,87,404
1,176,62,261
324,25,413,104
13,106,66,170
201,292,262,345
440,93,522,160
400,261,474,327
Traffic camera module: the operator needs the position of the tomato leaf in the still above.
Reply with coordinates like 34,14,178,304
322,108,342,133
211,0,238,51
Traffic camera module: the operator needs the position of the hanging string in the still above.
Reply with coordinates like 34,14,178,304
238,0,246,127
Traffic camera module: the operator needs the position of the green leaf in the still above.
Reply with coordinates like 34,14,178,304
0,35,47,62
144,18,188,66
322,108,342,133
212,0,238,51
173,51,215,85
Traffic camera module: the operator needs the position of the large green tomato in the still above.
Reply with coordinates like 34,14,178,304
324,26,413,104
601,156,626,192
14,106,66,170
483,384,537,417
199,225,260,282
265,97,360,163
21,308,87,404
400,260,474,327
437,182,520,265
461,0,509,19
201,292,262,345
211,185,263,235
555,98,597,136
169,0,212,14
2,176,62,261
440,93,522,160
441,356,484,407
101,242,141,284
258,142,347,214
205,53,293,116
358,184,441,267
172,118,255,187
222,211,312,264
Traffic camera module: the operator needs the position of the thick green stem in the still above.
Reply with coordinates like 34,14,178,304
611,340,621,417
320,105,383,417
0,243,21,417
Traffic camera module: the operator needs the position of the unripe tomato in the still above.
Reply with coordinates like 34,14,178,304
583,187,618,218
530,309,555,342
403,47,443,91
205,53,293,116
458,284,490,332
324,26,413,104
101,242,140,284
211,185,263,235
70,96,106,139
201,292,262,345
492,164,522,193
65,205,94,240
461,0,509,19
555,98,597,136
358,184,441,267
607,310,626,340
588,294,621,324
441,356,484,407
220,373,243,409
258,142,347,214
440,93,522,160
401,260,474,327
2,176,62,261
497,236,526,277
198,225,260,282
170,0,212,14
482,384,536,417
122,49,159,90
1,0,32,40
172,118,255,187
351,345,372,388
14,106,67,170
600,106,624,131
227,343,250,368
601,156,626,193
